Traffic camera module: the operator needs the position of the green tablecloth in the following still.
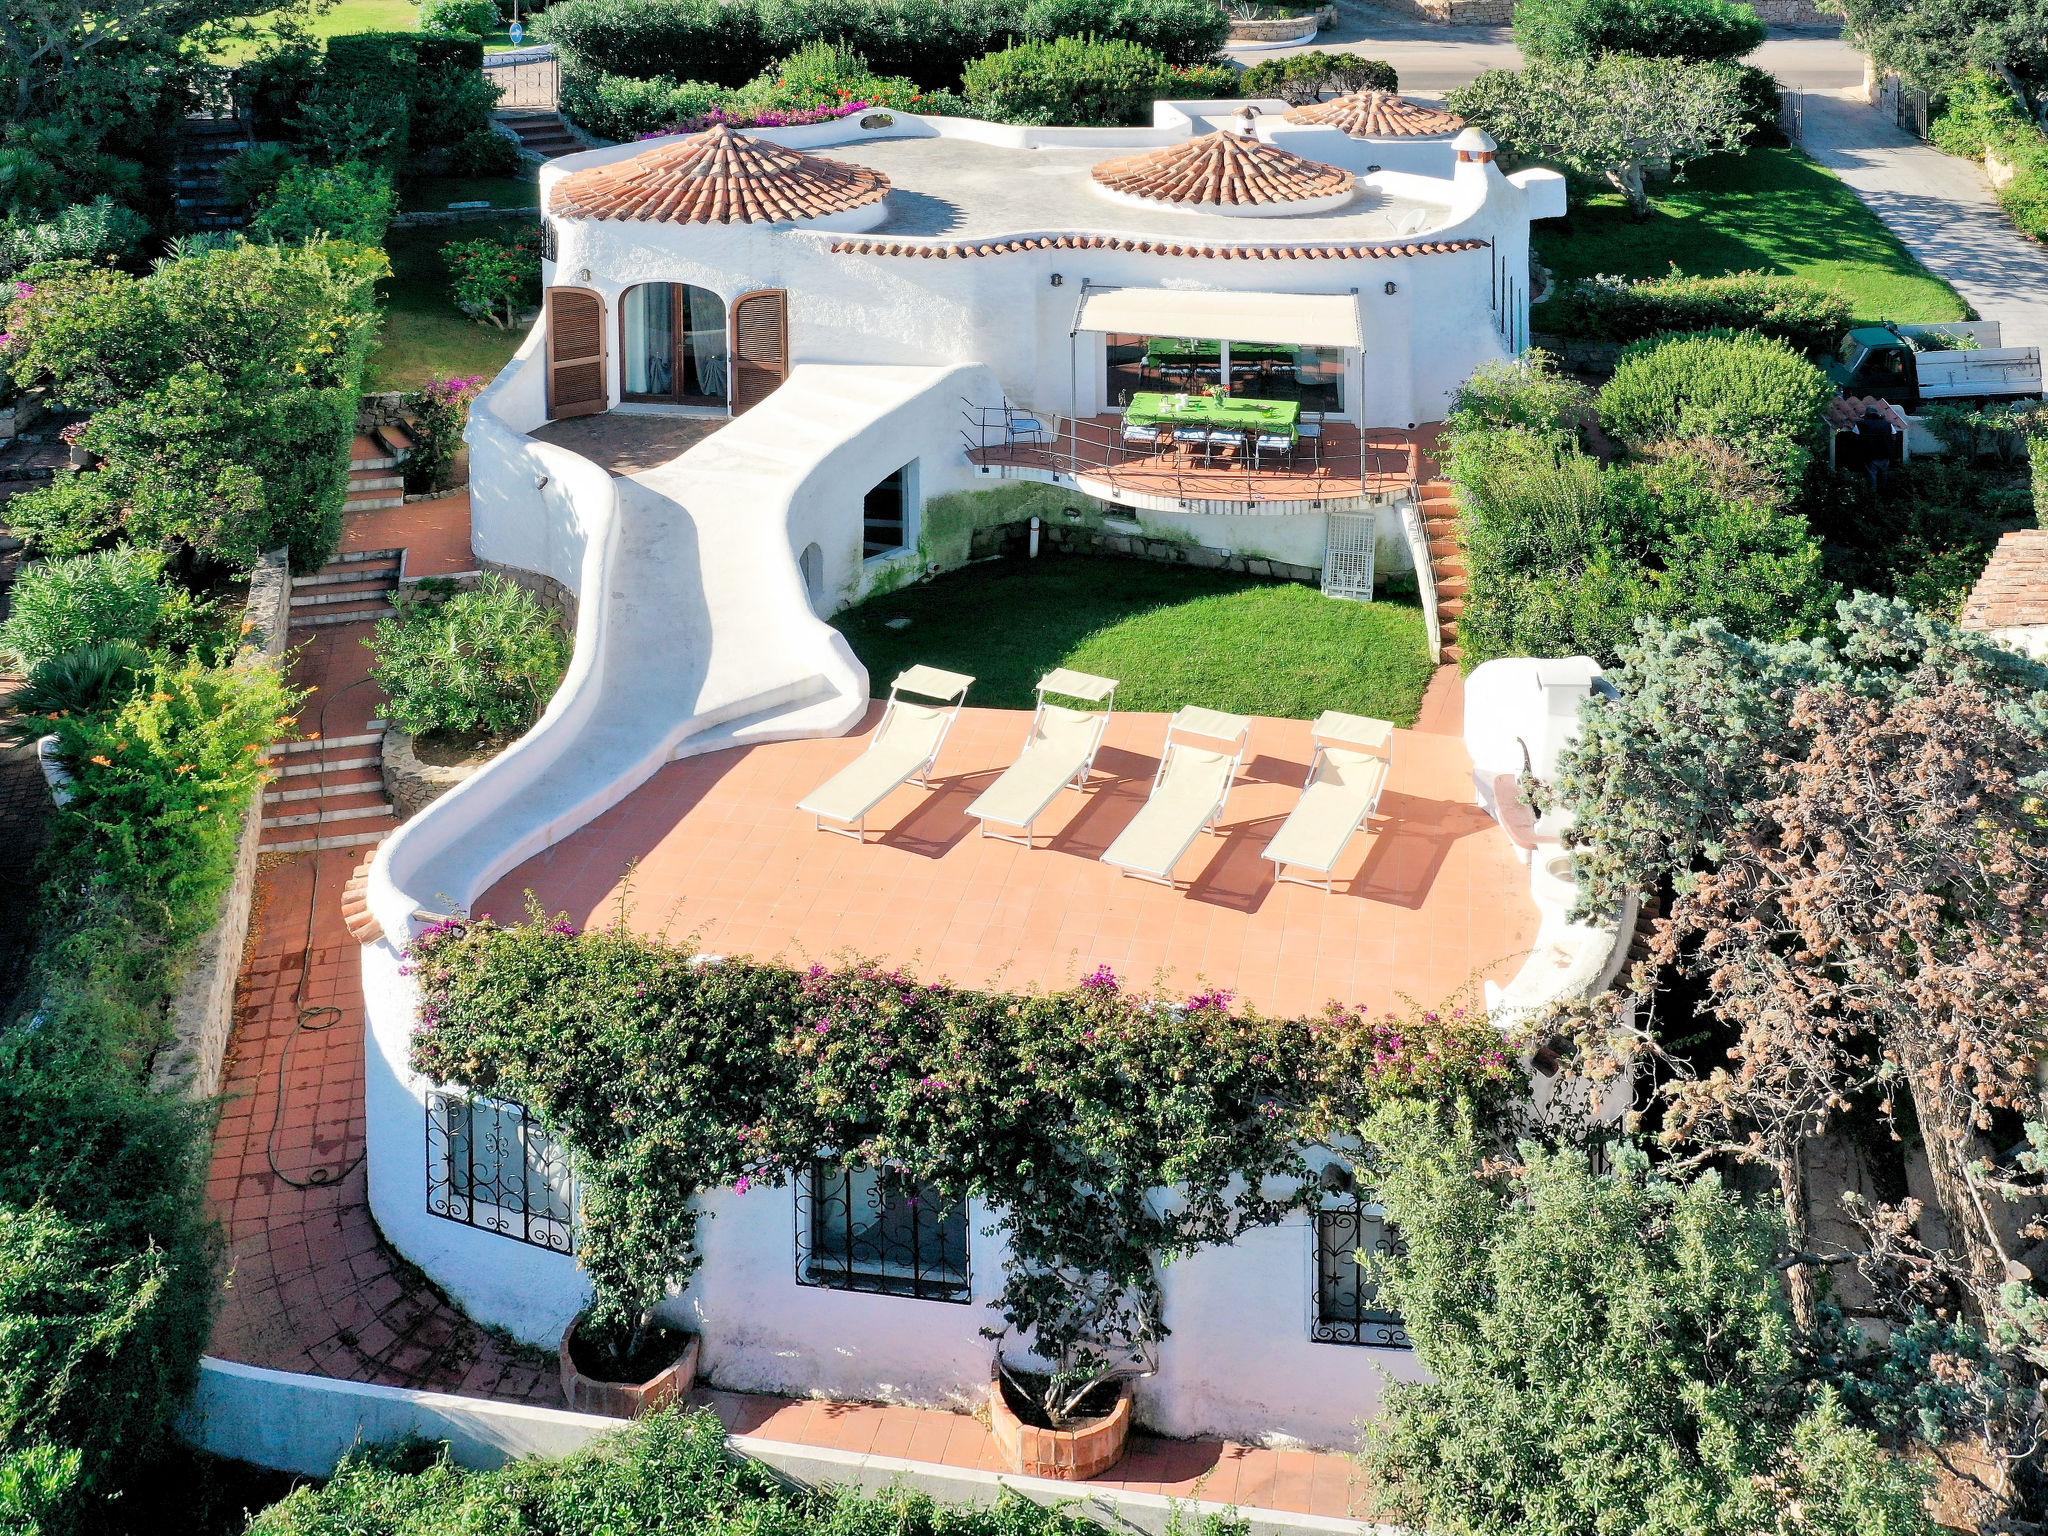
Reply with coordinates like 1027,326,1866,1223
1124,392,1300,439
1142,338,1295,365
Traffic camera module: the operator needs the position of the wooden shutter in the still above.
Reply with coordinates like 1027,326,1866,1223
730,289,789,415
546,287,608,420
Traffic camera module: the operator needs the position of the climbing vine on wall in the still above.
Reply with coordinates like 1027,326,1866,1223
407,914,1515,1420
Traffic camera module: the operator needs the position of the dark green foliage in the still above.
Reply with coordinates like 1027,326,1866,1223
420,0,500,34
0,547,169,670
539,0,769,87
1542,269,1852,354
3,642,148,732
368,576,572,739
244,1408,1245,1534
0,198,149,285
1018,0,1226,64
558,71,725,137
248,161,398,247
962,35,1170,125
1929,69,2048,241
267,32,499,173
1596,328,1834,489
1358,1103,1933,1536
1804,457,2034,614
1514,0,1766,61
1239,50,1397,103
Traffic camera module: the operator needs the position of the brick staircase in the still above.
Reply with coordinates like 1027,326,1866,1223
1418,478,1468,664
259,549,405,855
496,108,583,160
345,428,412,515
172,115,252,232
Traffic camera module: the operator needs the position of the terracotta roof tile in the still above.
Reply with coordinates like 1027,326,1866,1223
827,233,1488,260
1962,528,2048,632
550,123,889,225
1282,90,1465,139
1090,132,1352,207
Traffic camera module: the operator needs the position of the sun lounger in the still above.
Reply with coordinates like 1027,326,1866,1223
798,664,974,840
1261,711,1394,892
1100,706,1251,886
965,668,1118,845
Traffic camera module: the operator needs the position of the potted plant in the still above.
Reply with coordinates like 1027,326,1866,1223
560,1303,700,1419
984,1190,1161,1479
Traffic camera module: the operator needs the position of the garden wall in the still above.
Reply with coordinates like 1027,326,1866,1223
970,517,1325,585
151,548,294,1099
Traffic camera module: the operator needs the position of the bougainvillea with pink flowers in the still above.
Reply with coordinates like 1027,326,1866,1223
407,912,1513,1420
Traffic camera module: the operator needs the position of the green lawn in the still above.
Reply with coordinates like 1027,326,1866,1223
832,558,1438,725
400,173,539,212
1534,146,1970,327
215,0,523,59
369,216,528,391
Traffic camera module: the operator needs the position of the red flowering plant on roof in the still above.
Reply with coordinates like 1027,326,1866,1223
408,912,1516,1414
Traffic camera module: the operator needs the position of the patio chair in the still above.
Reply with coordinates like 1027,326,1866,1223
1260,712,1395,893
1100,706,1251,886
965,668,1119,846
1253,432,1293,469
1003,403,1048,449
1121,420,1165,451
797,664,975,841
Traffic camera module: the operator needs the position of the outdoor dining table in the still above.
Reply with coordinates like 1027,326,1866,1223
1123,392,1300,461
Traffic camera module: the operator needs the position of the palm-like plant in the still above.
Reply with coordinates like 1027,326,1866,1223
3,641,147,741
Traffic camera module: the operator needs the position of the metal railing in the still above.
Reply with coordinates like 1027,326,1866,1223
959,400,1411,507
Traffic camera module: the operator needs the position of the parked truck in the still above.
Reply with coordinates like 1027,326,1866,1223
1827,321,2043,409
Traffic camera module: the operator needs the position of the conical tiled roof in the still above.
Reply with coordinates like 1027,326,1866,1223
1281,91,1465,139
1091,131,1353,209
549,123,890,225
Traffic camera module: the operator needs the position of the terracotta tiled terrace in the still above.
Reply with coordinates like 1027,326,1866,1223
207,494,1477,1525
967,417,1425,505
482,683,1531,1019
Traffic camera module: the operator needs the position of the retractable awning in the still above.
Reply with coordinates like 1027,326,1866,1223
1073,287,1363,350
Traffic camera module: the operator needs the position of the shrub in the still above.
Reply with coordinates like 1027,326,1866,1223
0,547,169,670
368,575,570,739
539,0,770,88
1019,0,1227,65
1544,269,1853,354
1930,69,2048,242
963,36,1169,127
443,228,542,328
1444,351,1591,450
5,641,148,734
219,144,304,211
559,70,726,138
248,161,397,246
1358,1103,1934,1536
0,197,149,285
1598,329,1833,489
420,0,499,34
727,39,921,114
2,472,126,559
1514,0,1765,62
1163,61,1238,98
1730,61,1786,144
1240,50,1396,104
402,373,486,493
753,0,1021,84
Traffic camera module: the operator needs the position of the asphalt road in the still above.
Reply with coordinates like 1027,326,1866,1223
1228,4,1869,95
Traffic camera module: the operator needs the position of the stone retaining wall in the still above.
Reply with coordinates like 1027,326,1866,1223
382,729,489,820
968,519,1322,585
152,547,293,1099
1226,9,1326,44
481,558,580,632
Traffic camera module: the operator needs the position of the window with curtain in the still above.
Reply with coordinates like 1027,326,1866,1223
796,1160,970,1302
622,283,677,398
683,285,728,403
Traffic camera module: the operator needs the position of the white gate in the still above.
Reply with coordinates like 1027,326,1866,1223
1321,510,1377,601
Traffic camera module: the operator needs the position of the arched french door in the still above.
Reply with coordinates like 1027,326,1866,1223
619,283,730,408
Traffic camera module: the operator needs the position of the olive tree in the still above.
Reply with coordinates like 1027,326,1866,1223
1446,55,1751,217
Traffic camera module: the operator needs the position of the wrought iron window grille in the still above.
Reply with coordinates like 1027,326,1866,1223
425,1090,576,1255
1312,1192,1410,1349
794,1159,970,1303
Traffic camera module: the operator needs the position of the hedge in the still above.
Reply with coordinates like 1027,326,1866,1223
963,35,1173,126
1239,51,1398,104
1930,69,2048,242
1597,329,1835,491
1543,270,1853,354
1514,0,1765,62
536,0,1225,92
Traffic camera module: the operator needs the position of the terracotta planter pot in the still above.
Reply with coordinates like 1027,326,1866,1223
559,1315,699,1419
986,1361,1132,1480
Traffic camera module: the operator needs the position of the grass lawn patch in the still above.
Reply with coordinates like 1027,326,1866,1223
400,174,540,212
1534,146,1969,328
832,557,1437,725
214,1,522,59
370,216,529,391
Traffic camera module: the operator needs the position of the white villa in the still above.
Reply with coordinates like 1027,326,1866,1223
353,93,1616,1453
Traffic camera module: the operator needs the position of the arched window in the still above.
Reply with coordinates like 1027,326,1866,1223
620,283,729,407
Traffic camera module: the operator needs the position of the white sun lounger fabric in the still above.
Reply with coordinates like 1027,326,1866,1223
1100,706,1250,884
1261,710,1395,891
965,668,1119,843
797,666,973,838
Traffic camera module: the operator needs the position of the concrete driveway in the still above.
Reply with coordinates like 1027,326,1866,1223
1226,3,1865,94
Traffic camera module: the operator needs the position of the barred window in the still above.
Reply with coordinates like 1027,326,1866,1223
1312,1196,1409,1349
426,1091,575,1254
795,1160,968,1303
540,216,558,263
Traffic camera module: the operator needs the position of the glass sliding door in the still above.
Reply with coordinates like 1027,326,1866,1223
621,283,729,407
1103,334,1347,413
